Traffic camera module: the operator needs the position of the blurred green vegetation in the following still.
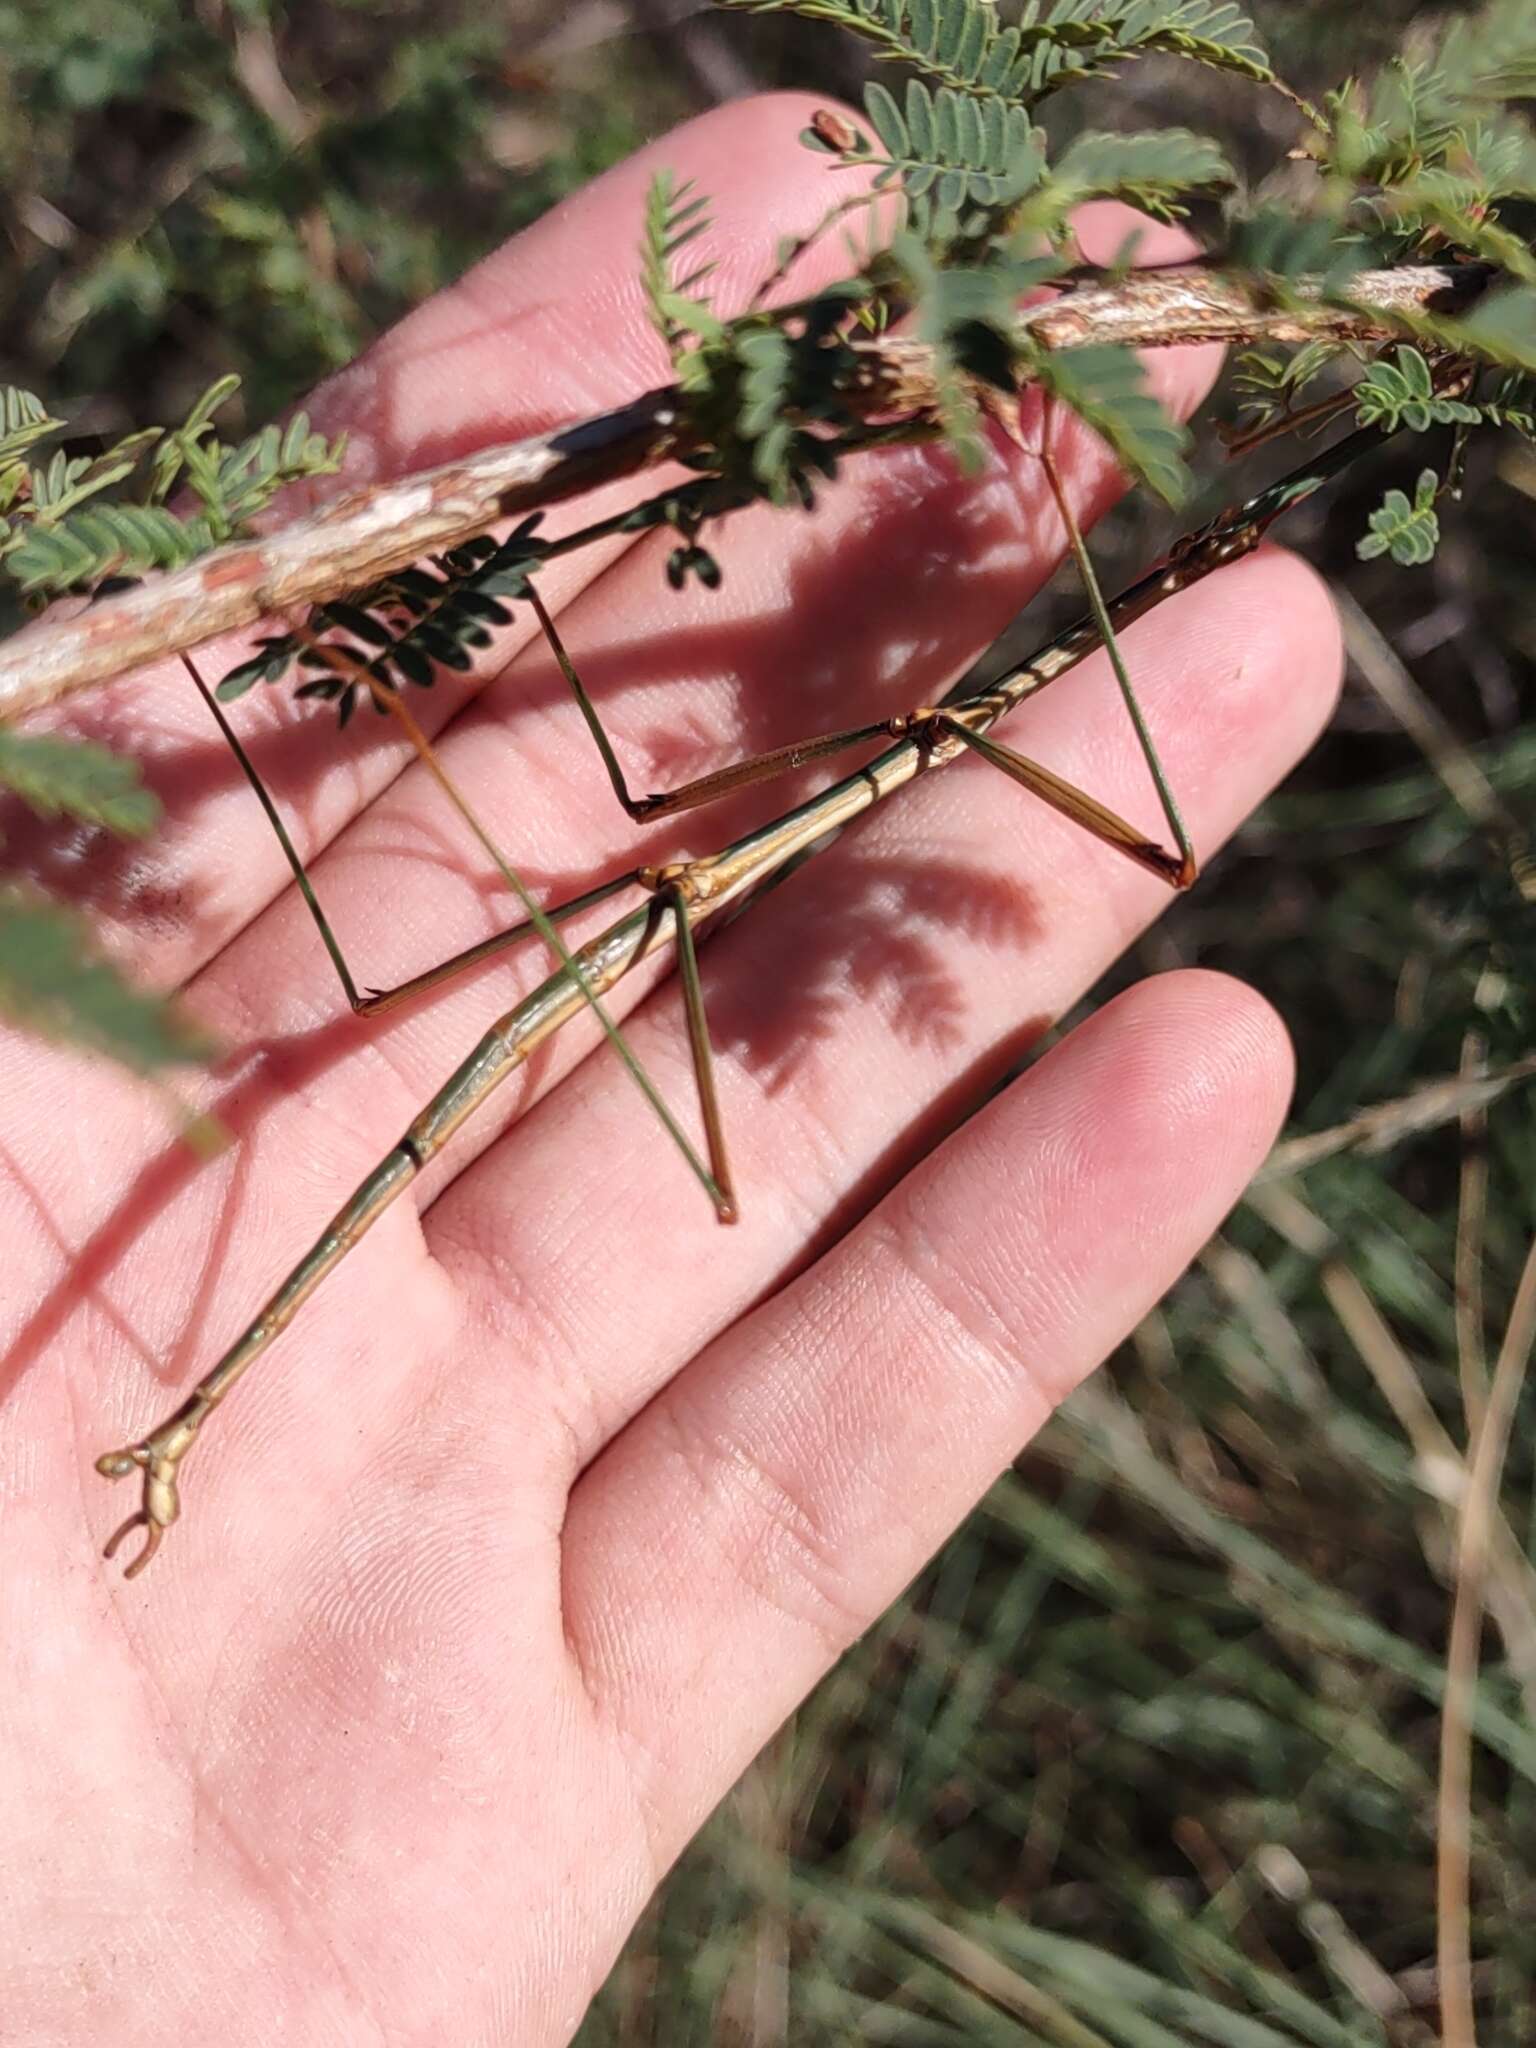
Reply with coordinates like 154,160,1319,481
0,0,675,426
3,2,1534,2041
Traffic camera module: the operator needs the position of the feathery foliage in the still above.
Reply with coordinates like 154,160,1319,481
1357,465,1442,565
1322,0,1536,195
0,375,340,1086
0,732,160,838
1436,284,1536,375
0,889,212,1076
1224,208,1370,292
216,518,551,726
5,0,1536,1098
844,75,1047,220
1349,344,1536,438
0,388,65,484
714,0,1273,100
0,654,198,1082
640,172,719,359
8,503,210,595
1027,340,1193,503
0,374,345,601
1029,124,1235,220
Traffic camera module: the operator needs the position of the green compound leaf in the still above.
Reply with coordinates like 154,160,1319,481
0,888,214,1075
0,385,63,470
718,0,1272,102
1443,284,1536,372
1046,126,1235,218
5,502,204,593
859,77,1045,222
640,171,719,364
1323,0,1536,194
215,517,550,722
0,375,344,599
1434,0,1536,110
146,381,345,538
1115,0,1270,80
1357,468,1441,565
1354,346,1484,432
1225,210,1371,296
0,732,160,837
1027,340,1192,505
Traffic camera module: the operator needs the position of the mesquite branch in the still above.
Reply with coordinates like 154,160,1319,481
0,258,1492,726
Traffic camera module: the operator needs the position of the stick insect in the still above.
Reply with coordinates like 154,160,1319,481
94,422,1377,1575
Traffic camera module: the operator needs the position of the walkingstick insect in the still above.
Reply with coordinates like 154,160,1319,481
94,417,1375,1575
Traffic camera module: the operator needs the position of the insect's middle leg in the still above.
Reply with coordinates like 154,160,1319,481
188,652,651,1017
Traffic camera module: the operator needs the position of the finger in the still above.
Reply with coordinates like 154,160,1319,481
420,545,1339,1449
2,93,875,989
560,970,1293,1857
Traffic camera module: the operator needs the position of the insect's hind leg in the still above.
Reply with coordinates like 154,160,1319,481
934,706,1195,889
646,862,738,1223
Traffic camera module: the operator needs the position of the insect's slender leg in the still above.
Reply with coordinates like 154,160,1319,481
527,578,907,822
186,657,370,1004
651,866,738,1223
1039,438,1197,888
930,709,1191,887
526,582,643,818
350,873,647,1015
187,655,645,1016
624,720,913,820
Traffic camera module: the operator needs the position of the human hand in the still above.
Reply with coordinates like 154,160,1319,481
0,97,1340,2045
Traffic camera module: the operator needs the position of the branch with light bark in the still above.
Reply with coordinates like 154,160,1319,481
0,257,1495,727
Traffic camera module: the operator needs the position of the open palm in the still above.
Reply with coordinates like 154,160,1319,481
0,98,1340,2045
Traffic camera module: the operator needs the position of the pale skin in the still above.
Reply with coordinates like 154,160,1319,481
0,98,1343,2046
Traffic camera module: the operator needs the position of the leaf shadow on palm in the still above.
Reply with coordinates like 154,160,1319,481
1,366,1109,1445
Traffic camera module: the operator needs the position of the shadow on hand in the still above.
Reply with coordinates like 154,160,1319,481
3,338,1103,1431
